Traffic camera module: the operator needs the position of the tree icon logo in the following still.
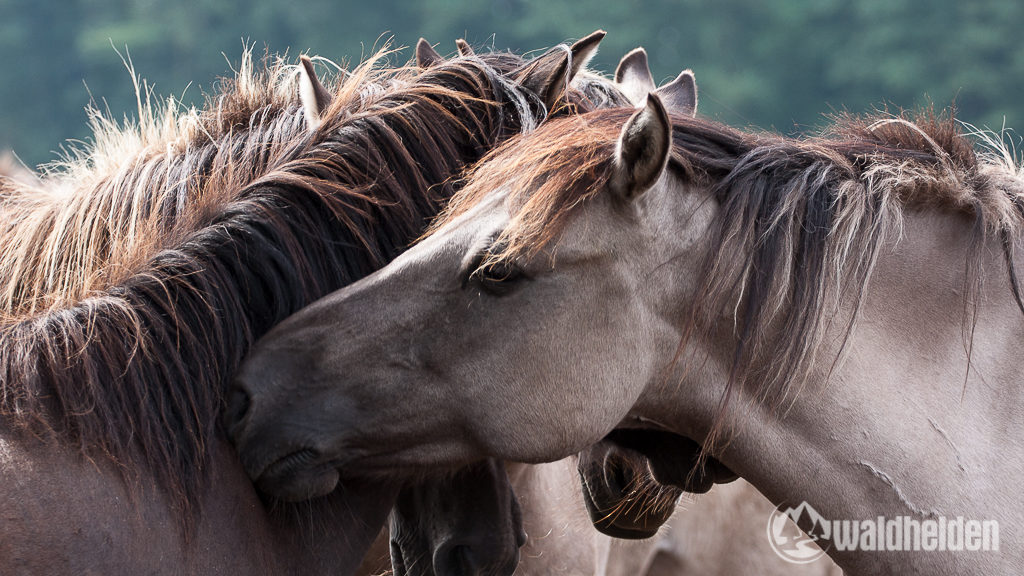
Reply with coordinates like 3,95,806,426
766,501,831,564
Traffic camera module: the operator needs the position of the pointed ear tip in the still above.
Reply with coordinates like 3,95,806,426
572,30,606,52
416,38,444,66
644,93,670,116
624,47,649,60
298,56,317,81
666,70,697,88
616,48,649,76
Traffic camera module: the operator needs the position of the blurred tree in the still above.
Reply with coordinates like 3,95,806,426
0,0,1020,167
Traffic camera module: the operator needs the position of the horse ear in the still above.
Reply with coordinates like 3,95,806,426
514,47,571,111
568,30,606,78
515,32,604,111
416,38,443,68
298,55,333,131
612,93,672,200
614,48,656,105
455,38,474,57
656,70,698,117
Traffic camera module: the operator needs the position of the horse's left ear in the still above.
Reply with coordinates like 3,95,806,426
612,93,672,200
614,48,656,106
515,30,605,111
298,55,333,131
416,38,443,68
569,30,606,78
455,38,474,57
655,70,698,117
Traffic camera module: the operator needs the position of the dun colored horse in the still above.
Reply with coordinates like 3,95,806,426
231,76,1024,572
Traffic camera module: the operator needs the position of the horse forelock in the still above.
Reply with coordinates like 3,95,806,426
440,104,1024,441
426,111,622,264
0,48,542,520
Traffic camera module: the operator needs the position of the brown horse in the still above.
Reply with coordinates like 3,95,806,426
0,40,598,574
230,78,1024,572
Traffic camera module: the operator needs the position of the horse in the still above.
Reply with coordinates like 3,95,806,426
229,77,1024,572
244,47,842,576
310,42,790,576
0,38,601,574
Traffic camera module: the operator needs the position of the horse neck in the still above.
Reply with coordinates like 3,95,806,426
665,206,1023,573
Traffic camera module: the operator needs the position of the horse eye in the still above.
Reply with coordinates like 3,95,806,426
470,258,528,296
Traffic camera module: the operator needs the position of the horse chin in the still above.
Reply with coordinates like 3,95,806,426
577,441,684,540
579,481,666,540
254,449,341,502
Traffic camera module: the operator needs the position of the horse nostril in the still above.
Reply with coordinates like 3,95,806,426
433,542,481,576
609,464,633,494
453,546,477,574
224,386,252,436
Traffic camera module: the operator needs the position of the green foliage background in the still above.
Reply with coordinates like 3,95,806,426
1,0,1022,167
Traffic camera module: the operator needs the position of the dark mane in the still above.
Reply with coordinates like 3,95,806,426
440,104,1024,434
0,49,547,516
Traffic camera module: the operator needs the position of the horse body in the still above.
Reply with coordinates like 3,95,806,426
231,92,1024,573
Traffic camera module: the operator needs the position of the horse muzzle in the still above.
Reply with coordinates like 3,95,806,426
577,439,684,539
225,351,349,502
